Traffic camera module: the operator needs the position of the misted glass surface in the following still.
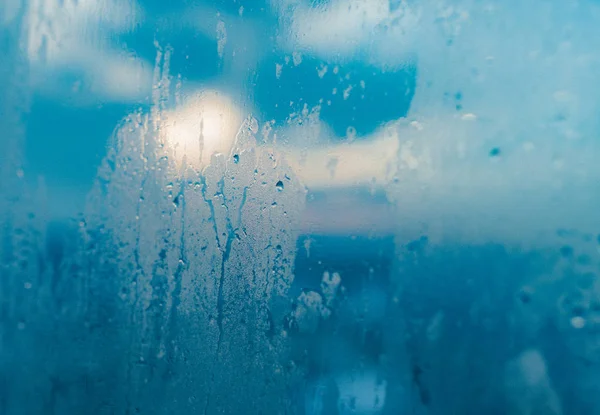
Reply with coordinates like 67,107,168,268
1,0,600,413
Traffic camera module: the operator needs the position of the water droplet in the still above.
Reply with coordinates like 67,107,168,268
271,202,277,208
276,180,284,191
24,282,32,290
233,154,239,164
560,245,574,258
489,147,501,157
518,288,533,304
346,126,357,141
17,321,26,330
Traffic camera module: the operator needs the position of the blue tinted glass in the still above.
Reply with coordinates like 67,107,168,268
2,0,600,414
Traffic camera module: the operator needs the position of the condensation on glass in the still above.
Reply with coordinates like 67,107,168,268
2,0,600,414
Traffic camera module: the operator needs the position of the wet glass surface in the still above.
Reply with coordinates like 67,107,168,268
2,0,600,413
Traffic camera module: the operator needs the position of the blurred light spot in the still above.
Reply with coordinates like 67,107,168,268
162,90,242,169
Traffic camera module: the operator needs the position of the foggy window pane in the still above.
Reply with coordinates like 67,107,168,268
2,1,600,414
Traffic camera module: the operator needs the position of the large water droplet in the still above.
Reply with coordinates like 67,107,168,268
276,180,284,191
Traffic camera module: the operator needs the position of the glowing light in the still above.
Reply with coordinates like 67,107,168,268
162,90,242,169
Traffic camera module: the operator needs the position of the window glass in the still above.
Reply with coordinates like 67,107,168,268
2,0,600,413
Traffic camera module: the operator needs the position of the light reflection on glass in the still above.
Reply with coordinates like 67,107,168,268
161,90,242,169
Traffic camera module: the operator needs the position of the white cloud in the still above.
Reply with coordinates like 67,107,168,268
23,0,152,104
284,123,400,189
280,0,419,66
